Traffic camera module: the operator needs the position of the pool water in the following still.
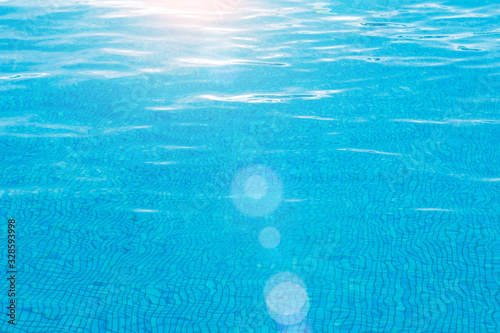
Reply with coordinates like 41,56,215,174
1,0,499,332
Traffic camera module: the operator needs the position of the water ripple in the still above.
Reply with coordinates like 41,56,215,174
175,58,290,67
337,148,402,156
199,89,344,103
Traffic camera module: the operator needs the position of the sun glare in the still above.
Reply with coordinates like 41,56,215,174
142,0,243,21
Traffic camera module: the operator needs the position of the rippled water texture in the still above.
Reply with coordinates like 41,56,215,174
1,0,499,332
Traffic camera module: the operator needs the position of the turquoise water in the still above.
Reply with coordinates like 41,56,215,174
1,0,500,332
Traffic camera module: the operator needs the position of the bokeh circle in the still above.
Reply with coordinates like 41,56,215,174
231,165,282,217
264,272,310,326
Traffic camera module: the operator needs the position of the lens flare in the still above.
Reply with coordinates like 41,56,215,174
231,165,282,217
259,226,281,249
264,272,310,326
244,175,268,199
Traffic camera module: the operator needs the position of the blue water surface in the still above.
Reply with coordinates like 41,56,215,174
1,0,499,332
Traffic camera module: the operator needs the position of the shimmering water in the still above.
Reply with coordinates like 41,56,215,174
1,0,499,332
